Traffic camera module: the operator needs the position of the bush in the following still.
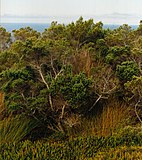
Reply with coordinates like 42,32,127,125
0,133,142,159
116,61,140,81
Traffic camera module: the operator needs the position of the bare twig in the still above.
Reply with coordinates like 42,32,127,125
134,99,142,124
89,95,102,111
55,69,63,80
38,67,54,111
60,105,65,119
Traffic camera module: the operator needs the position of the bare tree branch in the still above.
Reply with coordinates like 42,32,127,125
60,105,65,119
38,67,54,111
89,95,102,111
55,69,64,80
134,99,142,124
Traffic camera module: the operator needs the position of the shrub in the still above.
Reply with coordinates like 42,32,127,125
50,67,93,109
0,135,142,159
105,46,130,65
116,61,140,81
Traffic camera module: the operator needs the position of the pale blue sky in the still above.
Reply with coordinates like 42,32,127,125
1,0,142,24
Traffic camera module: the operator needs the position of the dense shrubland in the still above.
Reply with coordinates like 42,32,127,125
0,126,142,159
0,17,142,158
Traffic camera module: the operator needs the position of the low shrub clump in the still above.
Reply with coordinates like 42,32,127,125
0,130,142,160
95,146,142,160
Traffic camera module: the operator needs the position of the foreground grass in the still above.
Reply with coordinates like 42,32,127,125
95,146,142,160
0,134,142,160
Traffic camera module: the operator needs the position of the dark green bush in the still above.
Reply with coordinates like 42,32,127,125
105,46,130,65
116,61,140,81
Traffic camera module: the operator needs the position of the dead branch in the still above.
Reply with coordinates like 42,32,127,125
55,69,64,80
60,105,66,119
89,95,102,111
38,66,54,111
134,99,142,125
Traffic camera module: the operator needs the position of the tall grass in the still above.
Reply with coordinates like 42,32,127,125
84,101,131,137
0,115,37,143
0,92,4,119
67,100,131,137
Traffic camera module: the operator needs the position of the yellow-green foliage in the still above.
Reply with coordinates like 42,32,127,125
0,115,37,143
95,146,142,160
0,134,142,160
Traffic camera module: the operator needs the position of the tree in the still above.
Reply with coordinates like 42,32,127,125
66,17,104,50
1,18,142,138
0,27,11,51
42,21,66,40
125,76,142,124
0,29,93,134
105,24,134,47
12,27,40,41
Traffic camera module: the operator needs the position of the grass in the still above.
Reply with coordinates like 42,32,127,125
0,93,4,119
0,115,37,143
66,100,131,138
0,92,132,141
0,92,141,159
94,100,131,136
0,136,142,160
95,146,142,160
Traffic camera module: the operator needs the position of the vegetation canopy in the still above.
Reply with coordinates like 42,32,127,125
0,18,142,156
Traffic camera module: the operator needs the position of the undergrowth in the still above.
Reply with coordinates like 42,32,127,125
0,131,142,160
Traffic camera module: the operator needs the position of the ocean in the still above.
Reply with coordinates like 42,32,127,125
1,23,51,32
0,23,139,33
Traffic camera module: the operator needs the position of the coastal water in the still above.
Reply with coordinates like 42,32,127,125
1,23,51,32
0,23,138,33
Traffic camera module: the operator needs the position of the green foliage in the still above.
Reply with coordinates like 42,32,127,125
0,133,142,159
105,46,130,65
0,27,11,51
125,76,142,96
136,20,142,35
105,24,133,47
12,26,40,41
116,61,140,81
67,17,104,50
0,50,18,73
124,75,142,115
0,67,37,113
42,21,66,40
50,66,93,109
1,18,142,141
95,146,142,159
96,39,109,57
0,115,37,143
11,37,49,62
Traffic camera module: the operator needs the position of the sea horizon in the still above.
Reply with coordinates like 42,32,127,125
0,22,139,33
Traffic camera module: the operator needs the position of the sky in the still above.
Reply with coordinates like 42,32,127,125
1,0,142,24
